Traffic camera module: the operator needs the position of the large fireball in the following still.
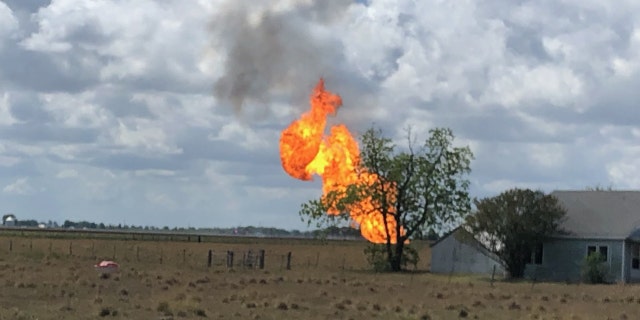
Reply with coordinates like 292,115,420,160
279,79,404,244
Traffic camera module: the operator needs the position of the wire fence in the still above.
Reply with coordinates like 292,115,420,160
0,236,378,272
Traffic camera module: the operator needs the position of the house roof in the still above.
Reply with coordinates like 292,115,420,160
552,190,640,240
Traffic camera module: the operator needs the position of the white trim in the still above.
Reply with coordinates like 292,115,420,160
586,244,611,264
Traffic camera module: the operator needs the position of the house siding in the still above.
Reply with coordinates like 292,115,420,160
430,230,504,276
524,238,623,283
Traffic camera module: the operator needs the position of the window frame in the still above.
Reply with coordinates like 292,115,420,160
525,243,543,265
586,244,609,263
632,244,640,270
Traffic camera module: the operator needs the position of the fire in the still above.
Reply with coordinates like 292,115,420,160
279,79,404,244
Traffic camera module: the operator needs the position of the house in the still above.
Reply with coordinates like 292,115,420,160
430,190,640,283
524,190,640,283
430,226,505,276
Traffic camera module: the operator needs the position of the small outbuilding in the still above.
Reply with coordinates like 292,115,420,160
2,214,16,227
430,226,505,276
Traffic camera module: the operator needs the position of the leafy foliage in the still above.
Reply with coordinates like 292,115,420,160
363,244,420,272
582,252,608,284
466,188,567,278
301,126,473,271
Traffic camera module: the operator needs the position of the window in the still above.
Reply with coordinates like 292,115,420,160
525,243,543,265
632,245,640,270
586,245,608,262
599,246,608,261
533,243,543,265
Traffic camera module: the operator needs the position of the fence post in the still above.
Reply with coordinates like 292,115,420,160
286,252,292,270
207,250,213,267
69,242,73,256
315,252,320,268
183,249,186,264
160,248,163,264
226,251,234,268
491,265,496,287
9,240,12,252
258,250,265,269
247,250,254,268
30,240,32,252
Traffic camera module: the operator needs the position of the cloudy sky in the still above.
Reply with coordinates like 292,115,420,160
0,0,639,230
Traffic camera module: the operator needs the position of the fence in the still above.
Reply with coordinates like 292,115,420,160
0,236,376,271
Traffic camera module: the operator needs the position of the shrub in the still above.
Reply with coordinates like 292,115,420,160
157,301,172,315
98,308,111,317
363,244,420,272
581,252,608,284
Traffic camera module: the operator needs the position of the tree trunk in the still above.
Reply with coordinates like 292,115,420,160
504,243,526,279
385,241,393,271
390,241,405,272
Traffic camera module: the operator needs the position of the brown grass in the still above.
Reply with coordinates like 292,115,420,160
0,236,638,319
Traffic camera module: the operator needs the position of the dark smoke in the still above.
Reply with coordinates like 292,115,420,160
209,0,361,117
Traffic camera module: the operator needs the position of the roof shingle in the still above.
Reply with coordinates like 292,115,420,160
552,190,640,239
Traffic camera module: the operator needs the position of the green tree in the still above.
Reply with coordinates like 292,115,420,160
301,127,473,272
465,188,567,278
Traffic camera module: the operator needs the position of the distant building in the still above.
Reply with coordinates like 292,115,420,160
431,191,640,283
3,214,16,227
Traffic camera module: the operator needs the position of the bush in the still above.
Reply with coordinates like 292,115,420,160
364,244,420,272
582,252,608,284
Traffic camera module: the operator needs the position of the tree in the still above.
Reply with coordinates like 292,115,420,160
17,219,38,227
465,188,567,278
301,126,473,272
585,184,615,191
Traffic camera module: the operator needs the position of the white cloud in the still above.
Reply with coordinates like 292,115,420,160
0,3,18,44
3,178,35,195
608,161,640,189
56,169,78,179
40,92,110,128
110,119,182,155
145,192,176,208
134,169,175,177
484,65,584,108
0,92,17,126
210,121,274,151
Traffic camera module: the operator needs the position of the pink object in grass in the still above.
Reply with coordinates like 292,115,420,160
94,260,119,273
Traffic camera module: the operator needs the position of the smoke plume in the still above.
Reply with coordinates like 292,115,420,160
209,0,354,117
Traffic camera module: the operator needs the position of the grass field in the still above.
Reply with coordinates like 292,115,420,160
0,235,639,319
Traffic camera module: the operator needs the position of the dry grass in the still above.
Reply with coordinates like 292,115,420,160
0,236,638,319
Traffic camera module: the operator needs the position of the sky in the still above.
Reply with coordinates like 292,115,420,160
0,0,639,230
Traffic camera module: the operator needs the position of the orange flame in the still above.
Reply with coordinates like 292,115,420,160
279,79,404,244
